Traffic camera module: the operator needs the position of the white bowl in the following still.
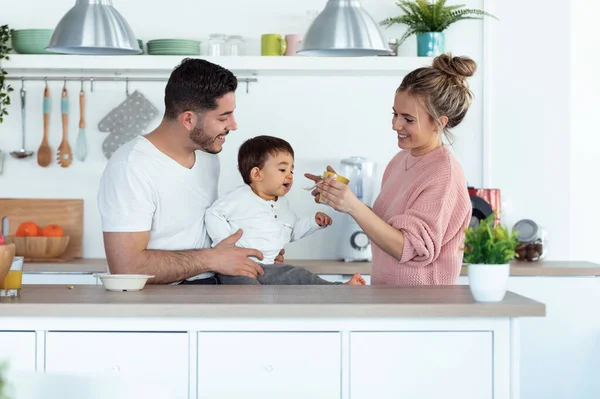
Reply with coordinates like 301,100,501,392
94,273,154,292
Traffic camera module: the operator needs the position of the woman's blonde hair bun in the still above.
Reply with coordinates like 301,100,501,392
432,53,477,80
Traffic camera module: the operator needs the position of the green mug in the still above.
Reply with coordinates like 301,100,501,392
261,34,286,56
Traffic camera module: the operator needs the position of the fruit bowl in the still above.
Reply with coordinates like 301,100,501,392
0,243,16,282
4,236,70,259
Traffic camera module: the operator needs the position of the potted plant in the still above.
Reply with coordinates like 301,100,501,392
380,0,498,56
463,213,519,302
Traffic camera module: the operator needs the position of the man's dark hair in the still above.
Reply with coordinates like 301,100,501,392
238,135,295,185
164,58,238,120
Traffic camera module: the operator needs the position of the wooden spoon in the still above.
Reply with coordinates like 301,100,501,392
37,85,52,167
56,85,73,167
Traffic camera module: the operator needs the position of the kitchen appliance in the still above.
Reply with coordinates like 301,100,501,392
337,156,376,262
468,187,501,228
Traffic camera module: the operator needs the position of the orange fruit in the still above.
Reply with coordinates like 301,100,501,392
42,224,64,237
15,221,41,237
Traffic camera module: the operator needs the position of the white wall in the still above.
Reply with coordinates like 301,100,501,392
570,0,600,263
489,0,575,261
0,0,485,259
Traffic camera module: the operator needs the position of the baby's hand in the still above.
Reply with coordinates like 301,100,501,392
315,212,332,227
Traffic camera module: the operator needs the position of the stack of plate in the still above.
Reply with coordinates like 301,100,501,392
12,29,53,54
147,39,201,55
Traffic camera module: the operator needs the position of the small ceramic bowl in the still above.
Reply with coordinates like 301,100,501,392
94,273,154,292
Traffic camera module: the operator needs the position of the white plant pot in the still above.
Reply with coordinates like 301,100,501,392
467,263,510,302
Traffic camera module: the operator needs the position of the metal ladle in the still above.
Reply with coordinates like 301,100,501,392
11,79,34,159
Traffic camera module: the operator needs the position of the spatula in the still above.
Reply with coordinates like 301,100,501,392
74,83,87,161
37,85,52,167
56,85,73,167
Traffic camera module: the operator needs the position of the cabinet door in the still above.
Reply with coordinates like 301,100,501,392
197,332,340,399
46,332,188,399
0,331,36,371
351,332,493,399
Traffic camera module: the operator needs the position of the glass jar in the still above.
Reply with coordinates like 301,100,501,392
208,34,228,56
512,219,546,262
226,35,245,56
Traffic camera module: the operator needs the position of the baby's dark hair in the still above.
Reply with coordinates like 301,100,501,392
238,135,295,185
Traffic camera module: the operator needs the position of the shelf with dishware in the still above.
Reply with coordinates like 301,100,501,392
2,54,435,78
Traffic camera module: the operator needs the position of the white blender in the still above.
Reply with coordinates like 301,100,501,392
337,156,376,262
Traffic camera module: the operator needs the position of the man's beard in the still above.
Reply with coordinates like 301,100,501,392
189,124,226,154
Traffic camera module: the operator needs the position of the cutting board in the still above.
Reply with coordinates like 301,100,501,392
0,199,83,261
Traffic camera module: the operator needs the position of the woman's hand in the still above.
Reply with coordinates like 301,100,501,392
304,165,336,204
317,175,362,215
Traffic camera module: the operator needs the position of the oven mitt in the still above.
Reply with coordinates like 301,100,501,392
99,90,159,159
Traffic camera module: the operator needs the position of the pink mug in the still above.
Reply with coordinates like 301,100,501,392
284,34,303,56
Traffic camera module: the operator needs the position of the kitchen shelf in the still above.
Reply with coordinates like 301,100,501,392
1,54,434,78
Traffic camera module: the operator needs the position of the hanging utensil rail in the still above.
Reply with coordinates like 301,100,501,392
4,76,258,93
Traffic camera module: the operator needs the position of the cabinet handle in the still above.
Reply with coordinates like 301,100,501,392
264,365,274,372
112,365,121,372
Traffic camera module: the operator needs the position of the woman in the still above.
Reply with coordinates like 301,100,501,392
306,53,474,285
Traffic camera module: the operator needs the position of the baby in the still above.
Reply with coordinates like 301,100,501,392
205,135,365,286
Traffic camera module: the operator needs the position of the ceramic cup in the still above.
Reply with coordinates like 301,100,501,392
261,34,286,56
284,34,303,56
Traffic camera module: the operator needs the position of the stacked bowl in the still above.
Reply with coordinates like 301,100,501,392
147,39,201,55
11,29,53,54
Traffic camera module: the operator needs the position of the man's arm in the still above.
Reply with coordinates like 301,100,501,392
104,229,265,284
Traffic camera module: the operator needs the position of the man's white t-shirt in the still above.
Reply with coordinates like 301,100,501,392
97,136,219,281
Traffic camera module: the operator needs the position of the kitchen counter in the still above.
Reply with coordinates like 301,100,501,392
0,284,543,399
22,258,600,277
0,284,545,318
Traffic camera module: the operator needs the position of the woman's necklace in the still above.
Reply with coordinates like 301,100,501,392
405,150,425,171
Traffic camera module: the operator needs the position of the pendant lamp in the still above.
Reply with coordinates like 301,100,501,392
297,0,392,57
46,0,141,55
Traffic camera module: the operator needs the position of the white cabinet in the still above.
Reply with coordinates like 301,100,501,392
0,331,36,371
197,332,340,399
350,332,493,399
45,332,188,399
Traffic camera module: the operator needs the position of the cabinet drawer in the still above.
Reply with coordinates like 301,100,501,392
197,332,340,399
0,331,36,371
46,332,188,398
350,331,493,399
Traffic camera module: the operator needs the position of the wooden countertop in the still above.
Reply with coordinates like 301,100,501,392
22,258,600,277
0,285,545,318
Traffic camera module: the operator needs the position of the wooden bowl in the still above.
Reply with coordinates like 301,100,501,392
4,236,70,259
0,243,16,282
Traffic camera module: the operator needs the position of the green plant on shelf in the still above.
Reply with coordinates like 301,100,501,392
463,213,519,265
0,24,14,124
380,0,498,47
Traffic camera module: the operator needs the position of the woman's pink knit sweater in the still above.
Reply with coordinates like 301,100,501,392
371,146,471,285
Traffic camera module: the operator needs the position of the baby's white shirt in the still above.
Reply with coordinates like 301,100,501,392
205,185,323,264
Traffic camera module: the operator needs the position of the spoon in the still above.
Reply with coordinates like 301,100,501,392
37,85,52,167
10,83,34,159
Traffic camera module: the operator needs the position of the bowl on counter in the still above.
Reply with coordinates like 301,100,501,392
0,243,16,282
4,236,70,259
94,273,154,292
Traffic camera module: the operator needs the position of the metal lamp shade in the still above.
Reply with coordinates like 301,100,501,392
297,0,392,57
46,0,141,55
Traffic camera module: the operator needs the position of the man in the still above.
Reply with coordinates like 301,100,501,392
97,58,280,285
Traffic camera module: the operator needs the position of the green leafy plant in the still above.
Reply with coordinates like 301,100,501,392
463,213,519,265
0,24,14,124
380,0,498,47
0,361,10,399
